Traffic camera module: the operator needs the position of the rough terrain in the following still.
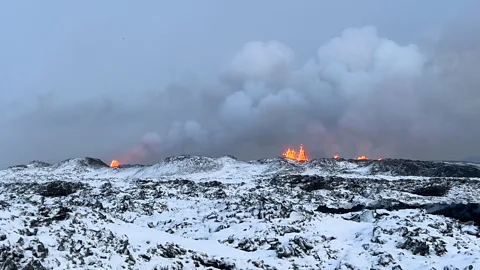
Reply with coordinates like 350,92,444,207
0,156,479,269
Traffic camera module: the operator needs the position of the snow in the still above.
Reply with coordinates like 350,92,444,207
0,156,455,183
0,156,479,269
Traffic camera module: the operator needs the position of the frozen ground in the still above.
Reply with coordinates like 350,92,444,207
0,155,479,269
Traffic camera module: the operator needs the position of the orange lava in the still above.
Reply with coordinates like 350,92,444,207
110,160,121,168
378,158,383,161
297,145,309,162
282,145,309,162
283,148,298,160
334,155,340,160
357,156,368,161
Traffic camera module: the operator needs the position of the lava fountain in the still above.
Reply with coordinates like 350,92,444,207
282,145,309,162
110,160,121,168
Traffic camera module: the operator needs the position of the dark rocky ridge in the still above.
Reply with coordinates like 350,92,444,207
315,202,480,226
57,157,108,168
368,158,480,177
273,174,480,225
306,158,480,177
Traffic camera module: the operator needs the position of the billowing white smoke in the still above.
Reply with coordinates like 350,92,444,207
150,26,438,161
3,25,480,166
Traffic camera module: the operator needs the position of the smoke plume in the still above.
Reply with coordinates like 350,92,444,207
1,25,480,167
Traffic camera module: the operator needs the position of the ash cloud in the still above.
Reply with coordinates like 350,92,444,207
2,25,480,167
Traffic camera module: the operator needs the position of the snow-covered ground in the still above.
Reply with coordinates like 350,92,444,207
0,155,479,269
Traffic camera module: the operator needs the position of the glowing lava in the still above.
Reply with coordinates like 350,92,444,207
297,145,309,162
357,156,368,161
282,145,309,162
378,158,383,161
110,160,121,168
283,148,298,160
334,155,340,160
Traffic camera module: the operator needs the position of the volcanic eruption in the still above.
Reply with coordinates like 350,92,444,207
110,160,121,168
282,145,309,162
283,148,297,160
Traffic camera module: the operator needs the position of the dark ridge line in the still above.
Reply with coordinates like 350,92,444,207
316,201,480,226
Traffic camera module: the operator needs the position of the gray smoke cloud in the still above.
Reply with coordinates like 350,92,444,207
1,25,480,167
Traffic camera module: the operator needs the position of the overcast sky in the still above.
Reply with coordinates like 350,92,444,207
1,1,480,167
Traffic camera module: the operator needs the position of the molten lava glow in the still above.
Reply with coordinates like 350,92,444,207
283,148,298,160
282,145,309,162
334,155,340,160
297,145,309,162
110,160,121,168
378,158,383,161
357,156,368,161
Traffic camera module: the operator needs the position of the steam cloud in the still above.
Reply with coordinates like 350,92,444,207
1,25,480,167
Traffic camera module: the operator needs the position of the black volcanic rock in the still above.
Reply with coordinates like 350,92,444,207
370,159,480,177
158,155,222,174
425,203,480,225
270,175,334,191
411,184,451,197
305,158,480,177
23,259,47,270
6,164,27,170
316,205,365,214
315,200,480,226
78,157,109,168
27,161,51,168
397,237,430,256
54,157,109,169
0,155,479,269
36,181,86,197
